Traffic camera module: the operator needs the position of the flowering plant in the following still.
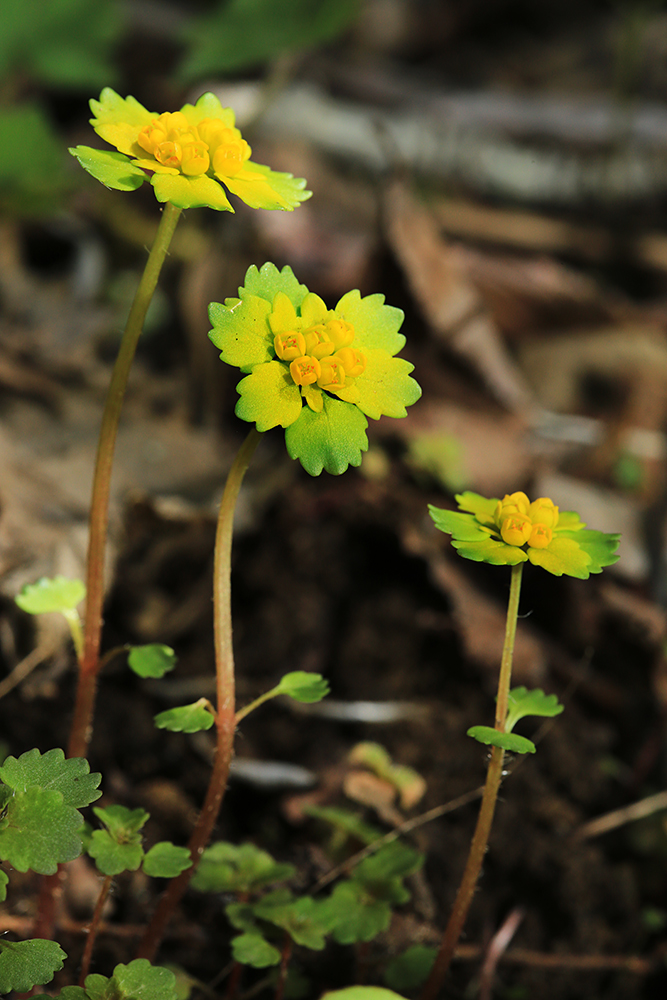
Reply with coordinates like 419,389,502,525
209,262,422,475
429,491,620,578
69,89,310,212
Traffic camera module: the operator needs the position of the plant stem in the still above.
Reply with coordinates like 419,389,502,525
135,428,263,962
421,562,524,1000
68,201,182,760
79,874,113,985
274,932,293,1000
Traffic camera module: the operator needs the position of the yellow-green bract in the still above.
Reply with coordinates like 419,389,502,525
209,263,422,476
429,491,620,578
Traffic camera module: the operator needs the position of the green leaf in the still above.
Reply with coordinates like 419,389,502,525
0,748,102,808
128,644,177,679
0,787,83,873
241,262,310,310
353,841,422,888
83,959,177,1000
15,577,85,615
226,900,260,934
528,530,620,579
209,295,274,372
323,990,409,1000
150,172,234,212
69,146,146,192
235,362,303,431
274,671,330,703
58,988,88,999
231,932,282,968
467,726,536,755
336,291,406,356
93,805,149,838
0,870,7,902
178,0,359,79
0,938,66,993
384,946,436,992
142,842,192,878
302,805,382,846
320,880,391,944
285,394,369,476
505,687,564,733
88,830,144,876
354,352,421,421
192,841,295,893
154,699,215,733
253,890,328,950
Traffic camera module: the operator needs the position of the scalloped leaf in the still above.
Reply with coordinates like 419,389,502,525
128,644,177,679
274,671,330,703
191,841,295,893
505,687,564,733
336,290,406,356
83,960,177,1000
253,890,328,949
154,699,215,733
224,162,312,211
240,262,309,310
467,726,536,755
88,829,144,876
15,577,85,615
235,362,303,430
142,842,192,878
0,748,101,808
93,805,149,837
285,394,369,476
320,880,392,945
528,530,620,578
231,933,282,969
150,171,234,212
0,938,66,994
68,146,146,191
0,787,84,873
209,294,273,372
354,352,421,421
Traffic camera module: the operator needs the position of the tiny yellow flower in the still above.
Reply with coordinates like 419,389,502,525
429,491,620,578
69,89,311,213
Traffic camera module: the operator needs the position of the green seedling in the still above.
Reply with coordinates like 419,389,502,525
55,959,177,1000
421,491,620,997
15,576,86,663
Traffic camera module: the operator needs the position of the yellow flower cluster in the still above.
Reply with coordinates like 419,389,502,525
494,493,559,550
269,293,367,413
134,111,250,179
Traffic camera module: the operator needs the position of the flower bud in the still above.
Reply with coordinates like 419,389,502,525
528,498,559,529
528,524,552,549
335,347,366,377
500,515,532,546
290,355,321,386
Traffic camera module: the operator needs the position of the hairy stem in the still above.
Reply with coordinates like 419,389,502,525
135,428,263,962
79,874,113,985
68,202,182,760
421,562,523,1000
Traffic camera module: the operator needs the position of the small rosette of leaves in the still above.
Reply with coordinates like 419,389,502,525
55,959,177,1000
209,263,421,475
88,805,192,878
69,89,310,212
429,491,620,578
468,687,565,755
191,841,296,894
0,748,101,874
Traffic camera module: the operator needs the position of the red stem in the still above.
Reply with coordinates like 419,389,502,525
135,429,262,961
68,202,182,760
79,875,113,985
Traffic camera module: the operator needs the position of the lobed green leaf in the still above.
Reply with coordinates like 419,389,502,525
68,146,146,192
253,890,328,950
505,687,564,733
88,829,144,876
235,362,302,431
285,395,369,476
154,699,215,733
15,577,85,615
354,352,421,421
0,748,101,808
0,787,84,873
275,671,330,703
231,932,281,968
209,294,274,373
142,842,192,878
127,644,177,679
0,938,66,994
383,946,436,992
467,726,536,755
319,881,391,945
